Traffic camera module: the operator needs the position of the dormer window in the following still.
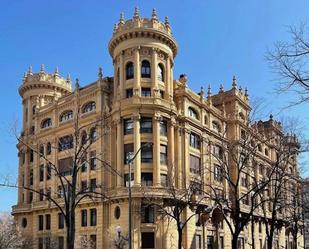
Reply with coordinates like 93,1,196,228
41,118,52,129
157,63,164,82
141,60,151,78
82,101,96,113
126,62,134,80
188,107,199,120
60,110,73,123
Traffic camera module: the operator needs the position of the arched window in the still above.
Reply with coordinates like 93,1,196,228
82,101,96,113
212,121,221,133
41,118,52,129
188,107,199,120
141,60,151,78
58,135,73,151
90,127,97,142
47,142,51,155
157,63,164,82
126,62,134,80
60,110,73,123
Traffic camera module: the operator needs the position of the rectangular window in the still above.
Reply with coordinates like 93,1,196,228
124,173,134,187
141,88,151,97
29,192,33,202
90,178,96,192
58,213,64,229
191,181,202,195
214,188,224,200
38,215,44,231
81,180,87,192
58,157,73,176
90,235,97,249
141,173,153,186
258,221,262,233
124,143,134,164
160,144,168,165
159,90,165,99
237,238,244,249
207,236,214,249
81,209,87,227
90,208,97,226
81,154,87,172
90,151,96,170
214,164,223,182
213,145,223,159
141,142,153,163
195,234,202,249
30,149,34,162
58,135,73,151
124,119,134,135
58,236,64,249
140,117,152,133
160,119,167,136
241,174,249,187
46,163,51,180
39,165,44,181
190,155,201,174
190,132,200,149
45,214,51,230
39,189,44,201
220,236,224,249
141,204,154,223
126,88,133,98
46,188,51,199
45,237,51,249
141,232,155,249
29,169,33,185
160,174,168,187
38,238,43,249
242,194,250,205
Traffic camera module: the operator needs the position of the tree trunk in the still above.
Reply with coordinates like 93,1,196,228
251,220,255,249
178,228,183,249
267,226,274,249
232,234,239,249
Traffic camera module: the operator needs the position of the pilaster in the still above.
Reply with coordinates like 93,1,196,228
168,117,176,185
116,118,123,187
166,56,171,100
151,48,158,93
133,113,141,185
153,112,161,186
134,47,141,97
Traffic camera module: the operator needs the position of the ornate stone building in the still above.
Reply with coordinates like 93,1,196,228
12,8,303,249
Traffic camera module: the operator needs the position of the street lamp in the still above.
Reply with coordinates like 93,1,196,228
127,142,152,249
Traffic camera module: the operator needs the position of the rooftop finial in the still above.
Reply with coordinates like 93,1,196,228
244,87,249,97
54,66,59,76
119,12,125,25
219,84,224,93
232,75,237,89
134,7,140,19
23,72,27,81
200,86,204,100
207,85,211,97
269,114,273,121
40,64,45,73
75,78,80,90
151,8,158,21
66,73,71,83
113,23,118,32
27,65,33,75
165,16,170,26
239,86,243,93
98,67,103,79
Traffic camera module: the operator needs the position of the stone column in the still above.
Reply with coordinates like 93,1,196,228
133,47,141,96
153,112,161,186
170,59,174,100
175,125,182,188
52,138,58,199
168,117,175,185
133,113,141,185
116,118,123,187
166,56,171,100
183,128,189,187
151,48,158,96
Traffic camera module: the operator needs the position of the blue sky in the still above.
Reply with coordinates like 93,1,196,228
0,0,309,212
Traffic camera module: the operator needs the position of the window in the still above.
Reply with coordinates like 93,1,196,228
141,60,151,78
195,234,202,249
140,117,152,133
219,236,224,249
90,208,97,226
90,151,96,170
81,209,87,227
41,118,52,129
141,142,153,163
124,173,134,187
141,204,154,223
39,189,44,201
60,110,73,122
258,221,262,233
191,181,202,195
214,188,224,200
212,121,221,133
214,164,223,182
38,238,43,249
30,149,34,162
237,238,244,249
29,192,33,202
207,236,214,249
58,213,64,229
160,144,167,165
82,101,96,113
45,214,51,230
242,194,250,205
240,129,246,140
39,145,44,157
58,157,73,176
124,143,134,164
58,237,64,249
38,215,44,230
45,237,51,249
90,127,97,142
47,142,51,155
157,63,164,81
160,119,167,136
141,232,155,249
46,163,51,180
190,155,201,174
213,145,223,159
141,173,153,186
141,88,151,97
126,62,134,80
190,132,200,149
126,88,133,98
39,165,44,181
81,180,87,192
90,235,97,249
29,169,33,185
124,119,133,135
159,90,165,98
258,144,262,152
58,135,73,151
259,164,264,175
90,178,96,192
188,107,199,120
160,174,168,187
265,148,269,156
241,174,249,187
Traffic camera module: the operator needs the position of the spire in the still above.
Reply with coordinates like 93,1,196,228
269,114,273,121
207,85,211,98
98,67,103,80
165,16,170,27
119,12,125,25
113,23,118,32
66,74,71,84
27,66,33,76
40,64,45,73
54,66,59,76
75,78,80,91
200,86,204,100
244,87,249,98
23,72,27,82
219,84,224,93
239,86,243,93
232,75,237,89
133,7,140,19
151,8,158,21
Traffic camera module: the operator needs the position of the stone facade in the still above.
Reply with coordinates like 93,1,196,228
12,8,303,249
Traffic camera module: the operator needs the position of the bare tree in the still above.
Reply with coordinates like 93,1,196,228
267,24,309,106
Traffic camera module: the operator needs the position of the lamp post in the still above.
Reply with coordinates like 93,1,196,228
127,142,152,249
